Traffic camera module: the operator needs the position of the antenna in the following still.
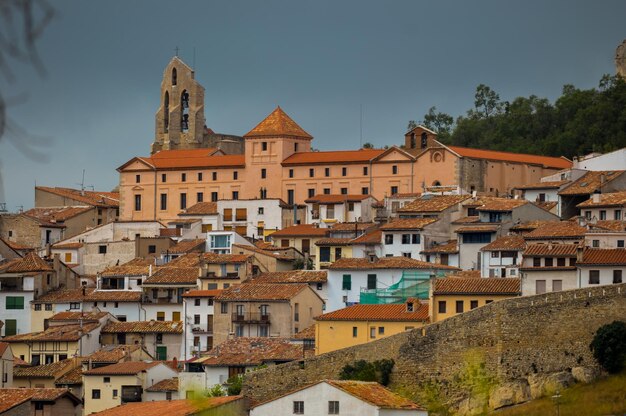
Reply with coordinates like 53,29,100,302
359,104,363,148
75,169,94,196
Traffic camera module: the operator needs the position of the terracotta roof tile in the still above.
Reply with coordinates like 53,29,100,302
48,311,108,321
102,321,183,334
524,221,586,240
182,289,223,298
252,270,327,284
244,107,312,139
51,242,84,249
535,201,558,212
36,186,119,207
326,380,424,410
351,230,382,245
305,194,373,204
591,220,626,232
579,248,626,265
55,367,83,385
179,201,218,215
447,270,482,279
3,323,99,342
146,377,179,392
481,235,526,251
282,148,385,166
0,342,9,357
270,224,329,238
559,170,626,196
83,361,163,375
100,258,152,277
433,277,521,295
0,252,53,273
293,324,315,340
421,240,458,254
202,252,251,264
0,389,77,413
232,244,296,260
168,239,205,254
0,238,34,251
143,267,199,285
329,256,460,270
315,237,354,246
447,145,572,169
216,283,309,301
514,180,569,190
84,345,143,363
316,303,429,322
455,225,499,233
475,198,529,212
380,218,438,231
523,244,578,257
90,396,242,416
84,290,142,302
330,222,377,232
14,358,78,378
128,150,245,170
510,220,558,233
452,216,481,224
397,195,471,213
577,191,626,208
194,337,304,366
22,206,93,226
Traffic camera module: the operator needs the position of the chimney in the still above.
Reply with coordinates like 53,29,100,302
149,264,153,276
576,244,584,263
592,190,601,204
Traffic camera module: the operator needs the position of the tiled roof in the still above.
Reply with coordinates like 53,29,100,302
452,216,481,224
330,222,377,232
83,361,162,375
510,220,558,233
48,311,109,321
244,107,312,139
476,198,528,212
293,324,315,340
535,201,558,212
168,239,205,254
130,151,245,170
182,289,223,298
591,220,626,232
282,148,385,166
316,303,429,322
55,367,83,385
143,267,199,285
351,230,383,245
433,277,521,295
380,218,438,231
0,342,9,356
0,389,77,413
397,195,471,213
389,192,422,198
305,194,372,204
514,180,569,190
577,191,626,208
327,380,424,410
90,396,242,416
202,252,251,264
523,244,578,257
100,258,152,277
455,225,499,233
579,248,626,265
22,206,92,226
193,337,304,366
559,170,626,196
329,256,460,270
51,241,84,249
84,345,143,363
179,201,218,215
3,323,99,342
36,186,119,207
102,321,183,334
232,243,296,260
216,283,309,301
146,377,179,392
13,358,77,378
84,290,142,302
524,221,586,240
0,252,53,273
252,270,327,284
447,270,482,279
315,237,354,246
270,224,329,238
0,238,34,251
447,145,572,169
481,235,526,251
421,240,458,254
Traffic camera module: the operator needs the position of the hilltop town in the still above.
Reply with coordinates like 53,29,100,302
0,55,625,415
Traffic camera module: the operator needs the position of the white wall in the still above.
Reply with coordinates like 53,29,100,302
381,231,424,258
573,148,626,171
578,266,626,288
84,300,143,321
481,251,522,278
0,291,34,336
218,199,283,238
584,233,626,248
183,297,215,360
521,270,577,296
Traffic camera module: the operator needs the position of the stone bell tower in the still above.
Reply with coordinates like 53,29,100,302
151,56,206,154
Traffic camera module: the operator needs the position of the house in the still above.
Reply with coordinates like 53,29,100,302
89,396,245,416
577,191,626,222
213,283,324,345
12,357,81,389
0,342,13,388
250,271,328,304
584,225,626,248
0,388,82,416
380,218,449,259
455,224,500,270
314,300,429,355
519,244,578,296
430,277,521,322
161,239,205,263
304,194,377,226
249,379,427,416
420,240,459,267
396,194,471,223
232,243,302,272
474,198,558,232
30,288,98,332
523,221,586,244
199,253,252,290
181,289,221,360
576,248,626,288
100,321,184,361
206,230,251,254
479,235,526,278
83,361,178,415
378,192,423,220
176,201,220,234
558,170,626,219
217,198,288,239
269,224,329,258
314,223,380,270
35,186,119,226
572,147,626,171
83,290,143,322
326,257,460,312
350,229,384,259
180,337,306,394
145,377,179,402
141,266,199,322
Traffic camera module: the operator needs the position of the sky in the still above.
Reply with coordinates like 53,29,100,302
0,0,625,210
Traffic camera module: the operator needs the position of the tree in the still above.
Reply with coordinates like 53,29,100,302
407,120,418,131
471,84,504,119
590,320,626,374
226,374,243,395
423,106,454,141
205,384,225,397
362,142,374,149
339,359,395,386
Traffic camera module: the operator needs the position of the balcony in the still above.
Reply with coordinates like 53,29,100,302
231,312,270,323
192,326,214,334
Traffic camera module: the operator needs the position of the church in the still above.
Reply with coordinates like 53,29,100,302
117,57,571,223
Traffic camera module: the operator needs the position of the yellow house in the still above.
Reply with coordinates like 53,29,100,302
315,238,354,270
315,300,429,355
430,276,521,322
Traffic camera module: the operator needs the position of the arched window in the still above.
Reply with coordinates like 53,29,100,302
181,90,189,109
172,68,177,86
180,90,190,132
432,180,441,187
421,132,428,148
410,133,416,148
163,91,169,132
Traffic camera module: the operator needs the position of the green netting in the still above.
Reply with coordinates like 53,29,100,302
359,270,446,304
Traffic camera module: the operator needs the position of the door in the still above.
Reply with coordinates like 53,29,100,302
4,319,17,336
156,346,167,360
302,239,310,254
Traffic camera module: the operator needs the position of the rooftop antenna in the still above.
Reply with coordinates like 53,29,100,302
76,169,94,196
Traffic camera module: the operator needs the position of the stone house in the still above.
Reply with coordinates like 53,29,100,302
558,170,626,219
270,223,329,259
145,377,179,402
34,186,119,225
420,239,459,267
100,320,184,361
232,243,301,273
577,191,626,222
85,396,246,416
0,388,82,416
250,271,328,305
141,266,199,322
396,194,471,225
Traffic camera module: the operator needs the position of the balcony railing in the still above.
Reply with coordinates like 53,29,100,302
191,326,214,334
231,312,270,323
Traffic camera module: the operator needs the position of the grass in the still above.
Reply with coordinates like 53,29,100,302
491,371,626,416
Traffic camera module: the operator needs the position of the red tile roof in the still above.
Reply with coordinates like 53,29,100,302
397,195,471,213
216,283,310,301
168,239,205,254
244,107,312,139
179,201,218,215
55,367,83,385
143,267,199,285
293,324,315,340
481,235,526,251
421,240,458,254
475,198,529,212
0,252,53,273
351,230,383,245
182,289,223,298
433,277,521,295
330,222,378,232
523,244,578,257
524,221,587,240
102,321,183,334
326,380,424,410
305,194,373,204
452,216,481,224
84,345,143,363
447,145,572,169
0,389,79,413
579,248,626,265
282,148,385,166
146,377,179,392
232,243,297,260
591,220,626,232
252,270,327,284
380,218,438,231
193,337,304,366
455,225,499,233
36,186,119,207
48,311,109,322
559,170,626,196
51,241,84,249
329,256,460,270
514,180,569,190
83,361,163,375
577,191,626,208
22,206,93,226
0,342,9,357
316,303,429,322
90,396,242,416
315,237,354,246
3,323,99,342
270,224,329,238
84,290,142,302
13,358,78,378
100,258,152,277
130,150,246,170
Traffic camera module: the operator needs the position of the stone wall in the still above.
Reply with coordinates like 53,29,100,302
243,283,626,410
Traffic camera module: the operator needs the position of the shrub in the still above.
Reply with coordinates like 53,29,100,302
205,384,225,397
227,374,243,395
339,359,395,386
590,320,626,374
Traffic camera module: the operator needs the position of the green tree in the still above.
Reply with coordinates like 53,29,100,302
226,374,243,395
339,359,395,386
471,84,504,119
423,106,454,141
362,142,374,149
590,320,626,374
205,384,225,397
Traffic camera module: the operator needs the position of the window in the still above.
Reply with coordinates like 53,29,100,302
438,301,446,314
308,188,315,198
258,207,264,215
212,172,217,181
363,166,368,175
194,314,200,325
392,165,398,174
289,169,294,178
585,211,592,220
134,194,142,211
402,252,411,258
341,167,347,176
536,280,546,294
470,300,478,309
261,168,267,179
294,143,298,152
456,300,464,313
182,173,187,182
34,402,44,411
236,208,247,221
390,186,398,195
557,257,566,267
198,172,203,181
533,257,541,267
135,174,140,183
211,192,218,202
162,173,167,182
293,401,304,414
45,304,52,311
538,192,545,202
342,274,352,290
287,189,295,205
600,210,607,220
592,239,600,248
194,298,201,307
160,194,167,210
615,210,622,220
92,389,101,399
614,270,623,284
69,302,80,310
340,187,348,195
362,187,369,195
553,280,563,292
180,193,187,209
221,303,228,314
385,234,394,244
402,234,411,244
325,167,330,177
329,401,340,414
461,233,492,244
378,326,385,335
352,327,358,337
545,258,553,267
6,296,24,310
489,212,502,223
370,327,376,339
412,234,420,244
223,208,233,221
316,282,323,290
113,389,118,398
262,141,268,151
197,192,204,203
156,311,165,321
104,376,110,383
323,188,331,195
309,168,314,177
34,303,42,311
367,274,377,290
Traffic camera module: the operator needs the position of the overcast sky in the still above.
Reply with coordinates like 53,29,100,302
1,0,624,210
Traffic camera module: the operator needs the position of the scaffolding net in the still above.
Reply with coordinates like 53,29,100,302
359,270,446,304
